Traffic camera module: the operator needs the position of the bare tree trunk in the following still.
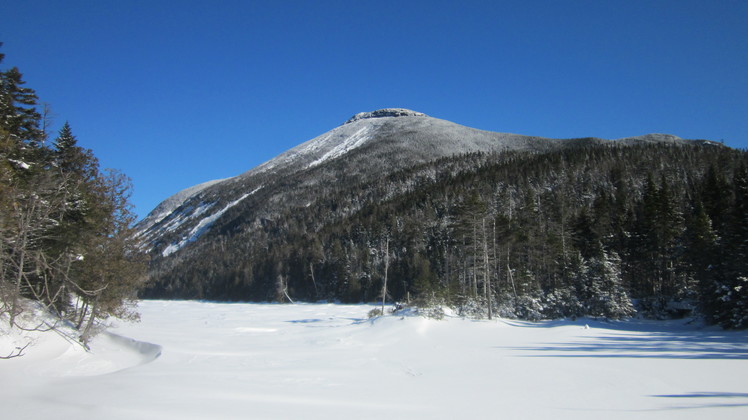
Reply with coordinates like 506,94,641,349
81,297,99,345
483,218,492,320
493,215,504,296
76,301,89,329
9,223,30,328
40,102,55,145
381,236,389,315
309,263,319,297
560,208,568,265
282,276,294,303
507,263,518,302
277,274,293,303
472,220,478,297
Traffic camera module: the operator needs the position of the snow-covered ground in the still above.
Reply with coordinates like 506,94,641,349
2,301,748,419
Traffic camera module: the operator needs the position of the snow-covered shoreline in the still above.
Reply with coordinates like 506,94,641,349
2,301,747,419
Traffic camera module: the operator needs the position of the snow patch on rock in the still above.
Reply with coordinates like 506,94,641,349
308,125,372,168
162,190,256,257
137,178,227,230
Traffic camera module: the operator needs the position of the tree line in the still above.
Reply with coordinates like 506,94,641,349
0,45,145,347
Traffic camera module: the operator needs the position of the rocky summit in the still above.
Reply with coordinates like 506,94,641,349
344,108,428,124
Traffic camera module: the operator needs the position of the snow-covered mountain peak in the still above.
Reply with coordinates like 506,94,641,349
344,108,427,124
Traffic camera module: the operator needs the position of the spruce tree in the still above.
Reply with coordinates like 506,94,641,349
54,121,98,178
584,251,635,319
0,66,43,145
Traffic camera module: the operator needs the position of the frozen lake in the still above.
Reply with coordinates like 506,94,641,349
3,301,748,419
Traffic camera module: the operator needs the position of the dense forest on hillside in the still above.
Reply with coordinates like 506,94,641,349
145,140,748,329
0,47,144,346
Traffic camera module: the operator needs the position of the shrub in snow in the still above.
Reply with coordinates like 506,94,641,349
514,295,545,321
391,301,447,320
712,276,748,329
494,293,519,319
542,287,584,319
456,297,489,319
580,253,635,319
419,306,446,320
367,308,383,318
407,295,451,320
552,251,635,320
636,297,697,320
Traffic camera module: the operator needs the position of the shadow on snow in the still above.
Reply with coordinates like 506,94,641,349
497,319,748,360
649,392,748,410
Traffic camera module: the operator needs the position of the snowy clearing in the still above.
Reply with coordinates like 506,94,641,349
2,301,748,419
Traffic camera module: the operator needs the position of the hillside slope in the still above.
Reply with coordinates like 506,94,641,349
136,109,700,257
137,109,556,252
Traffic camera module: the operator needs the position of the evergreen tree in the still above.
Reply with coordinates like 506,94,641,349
701,165,731,234
0,65,43,145
453,192,488,298
571,207,602,260
682,201,716,314
53,121,96,175
583,251,635,319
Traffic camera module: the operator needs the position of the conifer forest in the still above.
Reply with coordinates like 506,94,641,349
145,139,748,329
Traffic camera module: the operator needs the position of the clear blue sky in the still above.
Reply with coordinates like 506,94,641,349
2,1,747,219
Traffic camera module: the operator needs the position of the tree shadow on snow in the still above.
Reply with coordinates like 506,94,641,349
498,320,748,360
285,316,367,325
285,318,325,324
649,392,748,410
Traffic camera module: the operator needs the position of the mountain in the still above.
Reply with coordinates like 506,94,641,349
136,109,746,327
135,108,701,255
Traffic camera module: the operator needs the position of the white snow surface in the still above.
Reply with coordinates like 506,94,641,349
2,301,748,419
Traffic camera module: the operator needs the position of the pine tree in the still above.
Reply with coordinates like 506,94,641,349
701,165,731,234
0,65,43,145
453,192,488,298
53,121,95,175
686,201,719,314
571,207,603,260
583,251,635,319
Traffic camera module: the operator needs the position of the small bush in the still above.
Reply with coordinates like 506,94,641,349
368,308,383,318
